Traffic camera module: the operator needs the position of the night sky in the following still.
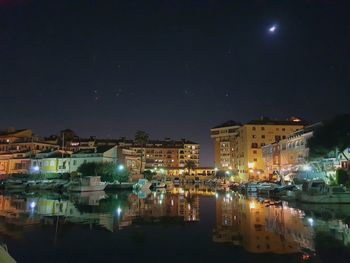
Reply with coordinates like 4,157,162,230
1,0,350,166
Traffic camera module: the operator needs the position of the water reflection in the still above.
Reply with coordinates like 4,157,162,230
213,192,350,260
1,188,350,262
0,187,210,236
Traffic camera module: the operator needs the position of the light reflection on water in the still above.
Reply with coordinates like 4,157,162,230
0,187,350,262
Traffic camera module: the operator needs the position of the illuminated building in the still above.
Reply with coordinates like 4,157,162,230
262,123,324,180
69,145,118,173
116,147,141,175
210,121,241,169
128,138,200,170
0,128,59,155
30,150,72,175
234,117,304,181
0,151,31,176
262,142,281,180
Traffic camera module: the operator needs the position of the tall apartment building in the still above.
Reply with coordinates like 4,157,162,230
131,138,200,169
234,117,304,181
210,121,241,169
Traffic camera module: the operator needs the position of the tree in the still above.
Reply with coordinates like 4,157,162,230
77,162,129,183
336,169,350,187
308,114,350,160
134,131,149,174
77,162,99,177
184,160,196,176
143,169,156,181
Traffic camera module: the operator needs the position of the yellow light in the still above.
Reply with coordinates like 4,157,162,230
248,162,255,168
249,201,255,209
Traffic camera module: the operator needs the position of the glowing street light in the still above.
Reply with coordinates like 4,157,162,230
249,201,256,209
30,201,36,209
117,207,122,216
117,164,125,171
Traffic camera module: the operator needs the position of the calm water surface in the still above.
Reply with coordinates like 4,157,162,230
1,186,350,263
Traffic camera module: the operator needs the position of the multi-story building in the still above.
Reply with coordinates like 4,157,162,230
79,137,200,171
0,151,31,176
31,150,72,175
262,142,281,180
69,145,118,173
129,138,200,169
210,121,241,170
262,123,322,180
0,128,58,154
117,148,142,175
234,117,304,181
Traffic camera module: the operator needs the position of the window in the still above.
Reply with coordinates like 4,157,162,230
253,150,257,154
261,135,265,139
252,135,256,138
275,135,281,141
252,127,256,131
251,143,258,148
254,158,257,162
73,160,77,165
261,127,265,131
282,128,285,131
15,163,23,170
260,143,265,147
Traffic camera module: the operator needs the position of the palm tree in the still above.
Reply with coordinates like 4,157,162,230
134,131,149,174
184,160,196,176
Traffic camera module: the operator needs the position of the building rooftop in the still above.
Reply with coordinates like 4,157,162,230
114,138,199,148
211,120,241,129
73,145,116,155
0,128,31,136
246,117,306,126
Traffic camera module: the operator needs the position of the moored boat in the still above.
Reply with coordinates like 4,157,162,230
256,182,279,194
297,180,350,204
67,176,106,192
151,180,166,189
4,180,26,190
133,179,152,191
